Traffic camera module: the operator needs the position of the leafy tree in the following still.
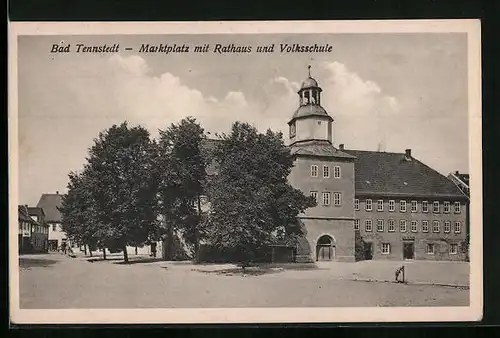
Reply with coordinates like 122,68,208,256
156,117,207,261
206,122,316,267
59,170,99,257
85,122,159,263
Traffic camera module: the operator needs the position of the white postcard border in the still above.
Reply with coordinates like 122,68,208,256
8,19,483,324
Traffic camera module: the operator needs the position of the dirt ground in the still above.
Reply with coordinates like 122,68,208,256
18,253,469,309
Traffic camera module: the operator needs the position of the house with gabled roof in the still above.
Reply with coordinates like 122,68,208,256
36,191,68,251
18,205,49,254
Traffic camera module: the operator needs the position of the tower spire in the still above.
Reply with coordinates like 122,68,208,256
308,65,312,78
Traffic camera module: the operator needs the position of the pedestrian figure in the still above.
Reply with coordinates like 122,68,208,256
61,242,67,255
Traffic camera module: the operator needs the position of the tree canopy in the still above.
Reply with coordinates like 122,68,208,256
206,122,316,265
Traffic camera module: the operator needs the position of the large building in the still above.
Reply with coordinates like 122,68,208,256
287,67,469,262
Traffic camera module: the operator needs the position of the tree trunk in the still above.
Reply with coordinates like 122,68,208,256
102,247,107,260
123,245,129,264
135,246,138,255
165,221,174,260
195,195,202,264
83,244,87,256
89,248,93,257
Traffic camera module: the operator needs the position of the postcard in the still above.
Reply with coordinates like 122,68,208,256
9,20,482,324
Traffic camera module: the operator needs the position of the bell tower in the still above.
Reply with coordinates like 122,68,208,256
288,66,333,146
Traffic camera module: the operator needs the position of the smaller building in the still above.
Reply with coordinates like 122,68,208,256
18,205,49,254
36,192,68,251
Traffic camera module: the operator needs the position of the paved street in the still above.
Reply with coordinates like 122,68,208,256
19,253,469,309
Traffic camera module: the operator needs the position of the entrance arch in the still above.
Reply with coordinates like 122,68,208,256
316,234,336,261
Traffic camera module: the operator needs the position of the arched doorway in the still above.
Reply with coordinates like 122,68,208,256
316,235,335,261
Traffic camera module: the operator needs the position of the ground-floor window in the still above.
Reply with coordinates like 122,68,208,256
426,243,435,255
449,243,458,255
381,243,391,255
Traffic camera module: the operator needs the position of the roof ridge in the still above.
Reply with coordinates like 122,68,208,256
344,149,406,155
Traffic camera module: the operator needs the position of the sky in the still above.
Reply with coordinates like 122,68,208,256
17,33,469,205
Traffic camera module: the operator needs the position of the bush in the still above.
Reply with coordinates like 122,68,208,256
354,230,365,262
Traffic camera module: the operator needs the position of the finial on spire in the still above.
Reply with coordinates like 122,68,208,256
308,65,312,77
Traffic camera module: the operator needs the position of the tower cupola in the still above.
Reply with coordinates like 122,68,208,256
288,66,333,145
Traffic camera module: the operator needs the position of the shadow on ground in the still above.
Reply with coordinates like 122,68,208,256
195,262,319,276
85,256,163,265
114,258,163,265
19,258,58,269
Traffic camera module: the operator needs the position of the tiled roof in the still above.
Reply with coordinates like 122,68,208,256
36,193,64,223
343,149,467,199
290,105,332,121
27,207,45,218
18,205,38,224
457,173,470,187
289,140,356,159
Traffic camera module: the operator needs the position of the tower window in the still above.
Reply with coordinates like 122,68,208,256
333,192,342,206
323,165,330,178
290,123,296,138
311,165,318,177
304,91,310,104
333,166,341,178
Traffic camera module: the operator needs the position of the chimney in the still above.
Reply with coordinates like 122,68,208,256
404,149,412,161
455,170,459,175
56,191,59,195
339,144,344,151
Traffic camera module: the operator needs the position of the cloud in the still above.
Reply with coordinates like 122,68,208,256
254,61,401,150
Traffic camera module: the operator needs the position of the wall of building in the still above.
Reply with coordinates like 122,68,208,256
297,218,355,262
289,155,356,262
289,156,355,219
294,117,332,143
355,197,467,261
48,222,67,248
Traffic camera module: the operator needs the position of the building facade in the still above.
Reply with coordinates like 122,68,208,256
286,67,469,262
18,205,49,254
287,67,357,262
37,192,68,251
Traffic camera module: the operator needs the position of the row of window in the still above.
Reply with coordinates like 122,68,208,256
354,219,462,234
20,222,49,235
310,191,342,206
354,199,461,214
310,165,341,179
380,242,459,255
